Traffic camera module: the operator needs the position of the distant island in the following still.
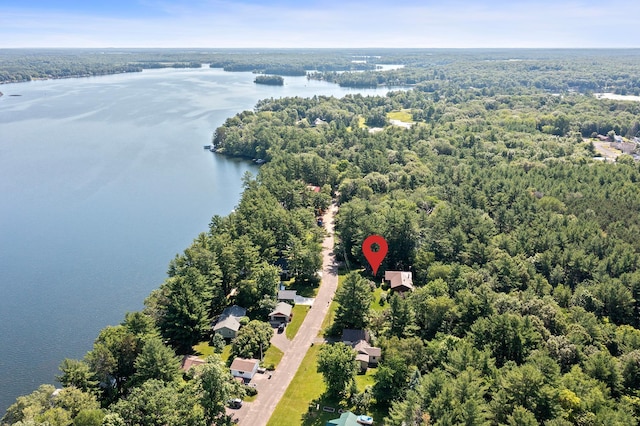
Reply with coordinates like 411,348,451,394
254,75,284,86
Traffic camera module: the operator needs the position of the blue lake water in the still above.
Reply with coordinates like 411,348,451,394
0,66,393,412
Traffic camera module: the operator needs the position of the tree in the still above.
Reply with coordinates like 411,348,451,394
57,358,98,393
373,355,411,408
195,356,234,425
230,320,273,360
1,384,56,425
85,325,141,399
159,268,212,353
334,272,373,330
388,293,415,338
110,380,205,426
54,387,100,418
73,409,104,426
133,337,181,384
317,343,358,398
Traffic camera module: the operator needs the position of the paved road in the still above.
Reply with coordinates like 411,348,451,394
236,203,340,426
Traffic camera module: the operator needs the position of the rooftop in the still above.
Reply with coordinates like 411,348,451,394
230,357,260,372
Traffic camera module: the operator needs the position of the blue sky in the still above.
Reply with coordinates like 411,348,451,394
1,0,639,48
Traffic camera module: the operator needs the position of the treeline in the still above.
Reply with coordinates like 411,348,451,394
212,82,640,424
309,50,640,94
1,170,325,425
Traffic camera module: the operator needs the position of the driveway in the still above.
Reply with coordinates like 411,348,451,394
238,203,340,426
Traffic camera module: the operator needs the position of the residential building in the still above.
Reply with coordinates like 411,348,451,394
384,270,414,293
269,301,293,324
229,357,260,381
212,305,246,339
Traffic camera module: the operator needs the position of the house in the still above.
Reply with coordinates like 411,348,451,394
326,411,360,426
277,290,297,304
269,301,293,324
342,329,381,371
213,305,246,339
341,329,370,345
181,355,206,372
229,357,260,381
384,271,414,293
213,316,241,339
354,340,381,367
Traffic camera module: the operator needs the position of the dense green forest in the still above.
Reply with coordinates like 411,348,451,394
254,75,285,86
5,50,640,425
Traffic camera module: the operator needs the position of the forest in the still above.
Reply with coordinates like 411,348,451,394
5,50,640,425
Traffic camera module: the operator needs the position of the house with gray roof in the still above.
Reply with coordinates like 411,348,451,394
213,305,246,339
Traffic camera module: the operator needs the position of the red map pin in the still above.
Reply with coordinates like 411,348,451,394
362,235,388,276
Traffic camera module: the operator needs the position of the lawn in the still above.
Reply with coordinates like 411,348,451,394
370,286,389,313
267,344,349,426
387,110,413,123
193,342,232,362
287,305,310,340
263,344,284,369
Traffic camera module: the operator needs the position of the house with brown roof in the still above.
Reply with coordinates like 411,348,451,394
384,271,414,293
229,357,260,381
181,355,206,372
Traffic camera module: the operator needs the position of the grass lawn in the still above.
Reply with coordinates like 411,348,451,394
193,341,215,357
263,345,284,369
284,277,320,298
387,110,413,122
192,342,233,362
287,305,310,340
355,368,376,391
267,344,349,426
370,286,389,313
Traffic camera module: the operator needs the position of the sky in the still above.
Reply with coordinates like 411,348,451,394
1,0,639,48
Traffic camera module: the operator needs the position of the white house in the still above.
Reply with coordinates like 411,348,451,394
229,357,260,381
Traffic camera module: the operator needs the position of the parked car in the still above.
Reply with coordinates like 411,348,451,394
357,415,374,425
278,322,286,333
228,399,242,409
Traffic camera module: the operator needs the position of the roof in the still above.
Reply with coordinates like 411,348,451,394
229,357,260,372
213,315,241,332
181,355,206,371
353,340,381,357
270,301,293,317
356,353,369,363
384,270,414,291
326,411,360,426
341,329,369,343
220,305,247,319
277,290,297,301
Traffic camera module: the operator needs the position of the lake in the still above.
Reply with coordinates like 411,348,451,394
0,66,394,413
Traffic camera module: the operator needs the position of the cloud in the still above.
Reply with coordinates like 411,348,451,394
1,0,639,48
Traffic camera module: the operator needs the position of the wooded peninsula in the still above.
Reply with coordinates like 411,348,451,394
4,49,640,426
